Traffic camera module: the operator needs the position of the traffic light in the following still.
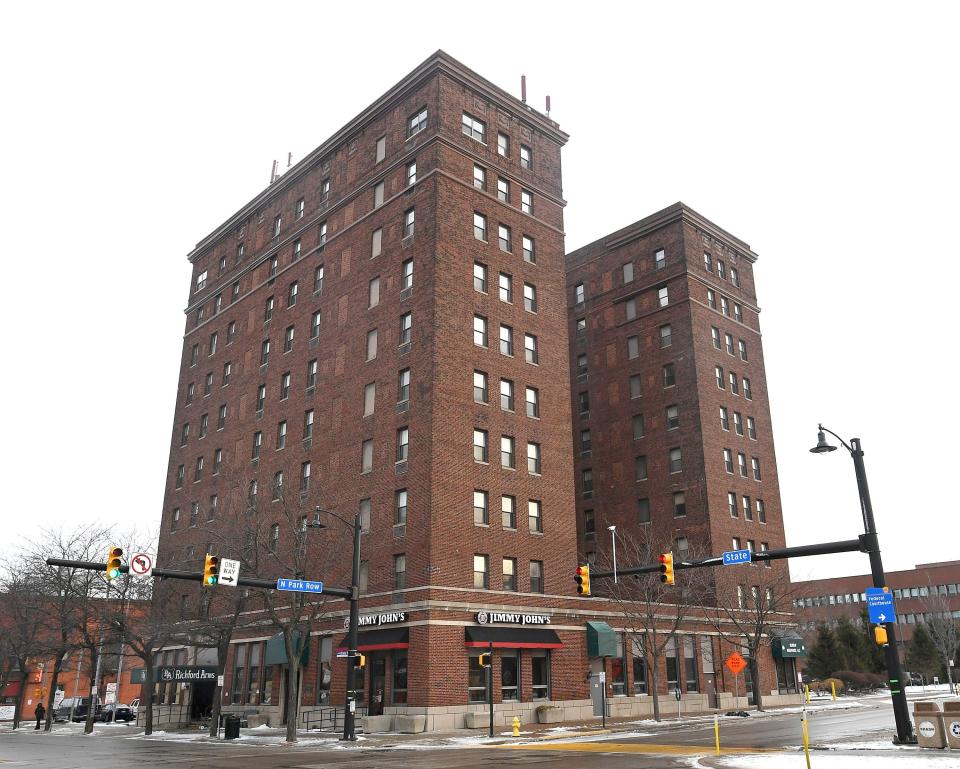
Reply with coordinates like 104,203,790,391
874,626,888,646
659,552,675,585
478,653,491,667
575,564,591,596
354,653,366,669
106,547,123,581
202,553,220,586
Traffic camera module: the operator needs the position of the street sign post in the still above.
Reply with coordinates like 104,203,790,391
725,651,747,711
276,578,324,594
722,549,752,566
129,553,153,578
218,558,241,588
866,587,897,624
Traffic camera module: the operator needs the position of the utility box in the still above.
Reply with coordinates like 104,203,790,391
943,701,960,749
914,701,946,749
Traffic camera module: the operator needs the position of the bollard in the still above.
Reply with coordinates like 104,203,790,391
805,684,810,704
801,709,812,769
714,713,720,755
830,680,836,701
512,716,520,737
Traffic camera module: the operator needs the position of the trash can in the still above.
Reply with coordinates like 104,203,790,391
944,701,960,749
914,701,946,749
224,714,241,740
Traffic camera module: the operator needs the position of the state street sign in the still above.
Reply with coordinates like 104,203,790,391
722,549,752,566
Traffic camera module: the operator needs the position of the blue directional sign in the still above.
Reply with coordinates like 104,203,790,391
276,578,324,594
722,549,753,565
866,587,897,624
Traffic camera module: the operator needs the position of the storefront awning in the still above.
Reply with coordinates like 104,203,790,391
1,680,21,697
337,627,410,652
772,637,806,658
586,621,617,658
264,631,310,666
464,626,562,649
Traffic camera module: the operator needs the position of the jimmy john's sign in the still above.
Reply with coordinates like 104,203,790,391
342,611,407,630
475,611,552,626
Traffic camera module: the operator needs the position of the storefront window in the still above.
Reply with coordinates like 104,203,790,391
392,651,408,704
531,651,550,700
501,652,520,700
315,637,332,705
683,636,698,693
632,637,648,694
262,667,273,704
468,654,487,702
610,635,626,695
665,636,680,692
231,644,246,704
775,657,799,694
247,642,261,704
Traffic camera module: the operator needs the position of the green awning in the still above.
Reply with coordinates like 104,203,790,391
586,621,617,658
264,631,310,666
772,637,806,658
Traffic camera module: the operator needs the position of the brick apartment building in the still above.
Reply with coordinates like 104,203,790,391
791,560,960,671
155,51,801,730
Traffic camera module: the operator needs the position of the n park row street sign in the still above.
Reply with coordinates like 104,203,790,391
276,578,324,593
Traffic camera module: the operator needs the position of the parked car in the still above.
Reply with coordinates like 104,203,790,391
54,697,100,722
100,703,135,723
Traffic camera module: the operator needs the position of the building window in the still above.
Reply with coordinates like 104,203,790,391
752,457,762,480
734,412,744,436
747,416,757,440
260,340,270,366
525,386,540,418
500,378,515,411
757,499,766,523
637,497,651,523
523,282,537,313
284,325,295,353
474,490,489,525
474,164,487,191
655,248,666,270
473,370,489,404
272,215,282,238
396,427,409,463
582,468,593,497
574,282,585,305
633,414,645,439
474,212,487,241
264,296,275,322
503,558,517,592
371,228,382,258
501,435,516,469
393,489,408,525
496,176,509,201
222,362,232,387
730,372,739,394
578,390,590,416
185,383,195,405
319,178,330,203
361,439,373,474
738,452,748,477
397,368,411,404
576,318,586,337
715,366,724,389
363,382,376,417
251,431,262,460
498,224,512,252
707,289,716,309
524,333,539,364
227,321,236,343
217,404,226,430
303,409,314,440
734,303,743,322
175,464,184,488
578,354,589,378
530,560,544,594
501,495,516,529
195,270,208,292
473,261,488,293
399,260,414,294
367,276,380,309
520,144,532,170
406,160,417,186
724,448,734,473
628,373,641,398
728,492,738,517
743,377,753,400
462,112,486,142
634,455,647,482
622,261,635,283
673,491,686,517
374,181,384,208
717,259,726,280
408,107,427,137
499,272,513,303
366,329,378,361
529,499,542,533
255,384,266,413
721,296,730,316
663,363,676,387
660,324,672,348
279,372,291,400
739,339,748,360
521,189,533,215
499,324,514,356
658,286,669,307
720,406,729,431
403,208,415,239
712,327,721,349
314,265,325,295
743,495,752,520
194,455,204,481
204,372,213,395
497,131,510,156
276,420,287,450
399,312,412,347
523,235,536,263
474,554,489,589
725,333,735,355
300,461,311,492
527,442,541,475
306,359,317,390
394,554,406,589
473,315,488,347
473,429,488,463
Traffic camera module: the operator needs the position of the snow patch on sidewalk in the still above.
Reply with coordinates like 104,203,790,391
713,752,959,768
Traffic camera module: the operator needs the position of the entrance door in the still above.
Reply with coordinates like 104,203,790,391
368,655,386,716
191,680,215,721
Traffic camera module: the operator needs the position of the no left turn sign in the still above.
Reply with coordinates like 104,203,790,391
129,553,154,578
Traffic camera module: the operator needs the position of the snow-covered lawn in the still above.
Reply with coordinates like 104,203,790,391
710,753,959,768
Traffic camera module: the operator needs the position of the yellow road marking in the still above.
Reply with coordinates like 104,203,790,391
499,741,779,756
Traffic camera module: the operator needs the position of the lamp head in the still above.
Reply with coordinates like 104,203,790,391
607,525,616,533
307,507,327,529
810,429,837,454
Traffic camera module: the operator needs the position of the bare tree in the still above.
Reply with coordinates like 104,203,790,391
922,589,960,689
707,561,802,711
599,529,712,721
0,564,46,730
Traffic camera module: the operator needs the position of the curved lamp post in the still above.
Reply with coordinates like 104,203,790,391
309,506,362,742
810,425,916,744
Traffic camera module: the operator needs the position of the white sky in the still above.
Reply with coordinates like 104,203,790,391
3,2,958,581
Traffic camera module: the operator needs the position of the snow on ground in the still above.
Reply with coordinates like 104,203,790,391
710,754,960,768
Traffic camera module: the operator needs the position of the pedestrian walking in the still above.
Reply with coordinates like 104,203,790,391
34,702,46,730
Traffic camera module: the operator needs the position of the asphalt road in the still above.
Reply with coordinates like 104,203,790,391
0,697,919,769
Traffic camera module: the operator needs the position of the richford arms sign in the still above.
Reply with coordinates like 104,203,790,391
130,666,217,684
475,611,552,625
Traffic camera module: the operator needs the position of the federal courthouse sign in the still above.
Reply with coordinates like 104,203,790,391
475,611,552,625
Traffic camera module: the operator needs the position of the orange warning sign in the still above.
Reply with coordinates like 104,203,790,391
725,651,747,675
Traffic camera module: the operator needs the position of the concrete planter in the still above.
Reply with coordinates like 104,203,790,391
362,714,393,733
536,706,563,724
395,714,426,733
464,711,488,728
245,713,270,728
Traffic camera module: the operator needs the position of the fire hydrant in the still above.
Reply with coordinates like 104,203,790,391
512,716,520,737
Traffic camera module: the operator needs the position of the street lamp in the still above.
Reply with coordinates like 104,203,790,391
311,506,362,742
608,525,618,584
809,425,916,745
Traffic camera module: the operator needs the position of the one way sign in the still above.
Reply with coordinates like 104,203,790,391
218,558,241,588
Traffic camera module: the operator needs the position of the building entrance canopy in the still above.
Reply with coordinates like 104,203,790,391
464,626,562,649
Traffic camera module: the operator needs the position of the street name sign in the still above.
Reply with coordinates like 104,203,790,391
722,549,752,565
218,558,241,588
276,578,324,593
865,587,897,624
